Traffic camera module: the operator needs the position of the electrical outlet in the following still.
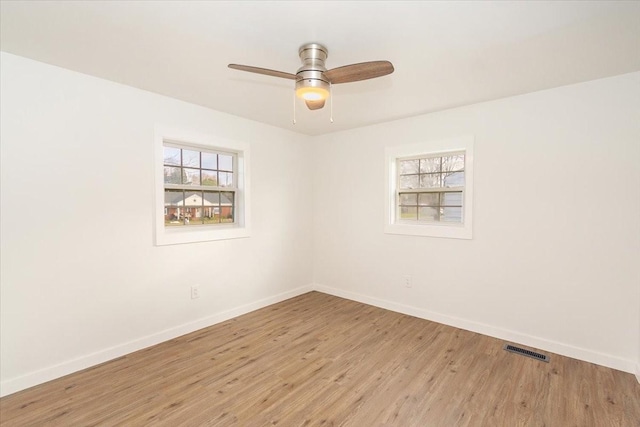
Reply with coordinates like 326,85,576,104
191,285,200,299
403,275,412,288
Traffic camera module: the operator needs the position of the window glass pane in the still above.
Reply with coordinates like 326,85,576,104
184,207,202,225
221,192,235,222
221,191,234,206
203,190,220,206
399,159,419,175
184,191,202,207
164,166,183,184
443,171,464,187
420,173,441,188
221,207,234,223
163,147,181,166
164,189,184,226
201,170,218,186
399,193,417,205
202,152,217,170
442,192,463,206
399,175,419,190
420,157,441,173
219,154,233,171
418,193,439,206
400,206,417,220
203,191,220,223
182,149,200,168
443,155,464,172
418,207,439,222
183,168,200,185
165,189,184,206
218,172,234,187
202,206,219,224
442,207,463,223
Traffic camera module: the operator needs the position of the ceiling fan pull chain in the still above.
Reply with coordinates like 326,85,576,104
330,82,334,123
293,90,297,125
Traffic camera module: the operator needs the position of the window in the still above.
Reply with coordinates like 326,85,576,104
155,126,250,245
397,153,465,223
163,144,236,226
385,135,473,239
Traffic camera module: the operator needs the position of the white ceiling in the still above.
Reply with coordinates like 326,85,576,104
1,1,639,136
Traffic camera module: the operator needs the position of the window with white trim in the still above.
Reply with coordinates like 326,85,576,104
155,126,250,246
385,135,473,239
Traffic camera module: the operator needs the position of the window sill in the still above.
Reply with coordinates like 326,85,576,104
384,222,472,240
155,224,250,246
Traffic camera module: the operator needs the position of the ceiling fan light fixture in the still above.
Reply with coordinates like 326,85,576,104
295,75,330,101
296,85,329,101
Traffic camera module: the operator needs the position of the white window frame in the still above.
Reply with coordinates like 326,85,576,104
384,135,474,239
154,125,251,245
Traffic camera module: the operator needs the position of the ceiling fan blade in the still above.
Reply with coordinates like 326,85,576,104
228,64,296,80
305,99,325,110
324,61,394,84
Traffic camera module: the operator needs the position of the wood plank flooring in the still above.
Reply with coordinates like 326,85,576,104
1,291,639,426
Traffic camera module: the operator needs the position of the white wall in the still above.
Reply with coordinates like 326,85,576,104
312,72,640,374
2,51,638,397
0,53,314,396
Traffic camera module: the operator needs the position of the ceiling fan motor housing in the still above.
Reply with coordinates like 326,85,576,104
296,43,330,94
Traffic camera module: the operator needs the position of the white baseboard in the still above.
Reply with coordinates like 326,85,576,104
636,364,640,384
0,284,313,397
313,284,637,375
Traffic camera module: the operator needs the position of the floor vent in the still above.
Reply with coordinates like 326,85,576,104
503,344,550,363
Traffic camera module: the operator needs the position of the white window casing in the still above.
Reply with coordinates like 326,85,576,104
384,135,474,239
154,125,251,245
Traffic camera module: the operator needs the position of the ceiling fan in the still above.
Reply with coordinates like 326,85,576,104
228,43,394,111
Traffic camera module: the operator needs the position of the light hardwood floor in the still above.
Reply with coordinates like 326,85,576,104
1,292,639,426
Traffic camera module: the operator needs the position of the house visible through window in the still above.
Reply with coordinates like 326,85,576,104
397,152,465,223
163,144,236,226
